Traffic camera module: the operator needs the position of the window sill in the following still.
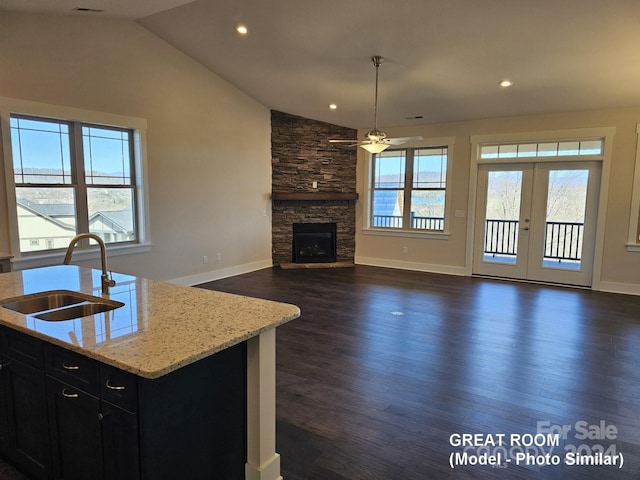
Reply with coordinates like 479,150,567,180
625,243,640,253
362,228,451,240
11,243,153,270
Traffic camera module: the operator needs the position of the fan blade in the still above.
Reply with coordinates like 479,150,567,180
384,136,424,145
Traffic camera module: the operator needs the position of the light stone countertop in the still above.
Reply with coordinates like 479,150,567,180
0,265,300,378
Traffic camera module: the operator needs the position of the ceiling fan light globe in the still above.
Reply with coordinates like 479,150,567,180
361,143,390,154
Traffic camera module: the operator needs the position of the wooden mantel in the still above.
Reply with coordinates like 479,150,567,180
271,192,358,201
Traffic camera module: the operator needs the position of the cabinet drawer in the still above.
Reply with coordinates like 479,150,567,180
44,344,100,396
0,326,44,369
100,364,138,412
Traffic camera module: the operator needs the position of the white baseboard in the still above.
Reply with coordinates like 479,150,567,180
168,259,273,286
168,257,640,297
354,256,467,276
597,281,640,296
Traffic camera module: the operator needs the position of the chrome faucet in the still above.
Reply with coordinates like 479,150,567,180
63,233,116,295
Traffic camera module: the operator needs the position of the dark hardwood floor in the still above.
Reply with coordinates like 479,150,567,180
205,266,640,480
1,265,639,479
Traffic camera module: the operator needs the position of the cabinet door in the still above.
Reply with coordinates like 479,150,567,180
4,360,51,479
47,377,104,480
101,401,140,480
0,357,10,456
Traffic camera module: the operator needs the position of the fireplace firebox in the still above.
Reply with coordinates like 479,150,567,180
292,223,337,263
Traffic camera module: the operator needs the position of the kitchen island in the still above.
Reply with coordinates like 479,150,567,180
0,265,300,480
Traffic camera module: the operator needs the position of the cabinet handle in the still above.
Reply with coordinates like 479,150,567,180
105,379,125,391
62,362,80,370
61,388,79,399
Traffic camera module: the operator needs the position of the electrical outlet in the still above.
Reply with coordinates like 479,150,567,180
203,256,208,264
402,246,408,254
217,253,222,261
312,181,318,189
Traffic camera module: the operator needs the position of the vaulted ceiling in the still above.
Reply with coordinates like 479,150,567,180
3,0,640,130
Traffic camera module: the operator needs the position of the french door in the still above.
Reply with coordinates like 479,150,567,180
473,161,600,286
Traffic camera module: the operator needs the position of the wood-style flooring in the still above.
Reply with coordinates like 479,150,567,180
2,265,640,479
204,266,640,480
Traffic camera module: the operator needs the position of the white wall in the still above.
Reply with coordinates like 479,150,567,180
356,108,640,294
0,12,272,282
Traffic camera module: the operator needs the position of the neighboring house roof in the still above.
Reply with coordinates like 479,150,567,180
18,198,75,216
17,198,133,234
373,190,401,217
90,210,134,234
16,198,75,231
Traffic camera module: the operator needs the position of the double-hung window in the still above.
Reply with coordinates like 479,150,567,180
9,114,138,254
370,146,449,231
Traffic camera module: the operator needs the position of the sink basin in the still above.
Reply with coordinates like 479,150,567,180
0,290,124,321
34,301,123,321
1,291,90,314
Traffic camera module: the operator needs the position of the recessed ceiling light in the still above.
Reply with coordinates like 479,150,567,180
499,79,514,88
329,104,337,110
236,24,248,35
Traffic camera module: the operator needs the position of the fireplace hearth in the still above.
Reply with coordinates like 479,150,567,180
293,223,337,263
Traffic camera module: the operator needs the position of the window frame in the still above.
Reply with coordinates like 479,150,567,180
626,123,640,252
468,127,615,285
0,97,151,269
363,136,455,239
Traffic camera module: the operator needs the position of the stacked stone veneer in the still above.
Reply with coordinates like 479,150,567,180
271,110,357,265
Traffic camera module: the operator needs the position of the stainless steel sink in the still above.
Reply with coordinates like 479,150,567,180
34,301,123,321
1,291,90,314
0,290,124,321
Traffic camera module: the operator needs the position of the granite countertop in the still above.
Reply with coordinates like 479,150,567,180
0,265,300,379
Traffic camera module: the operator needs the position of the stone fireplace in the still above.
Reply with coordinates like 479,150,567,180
271,111,357,266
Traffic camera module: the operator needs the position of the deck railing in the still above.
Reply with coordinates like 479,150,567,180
484,219,520,256
372,213,444,230
544,221,584,261
484,219,584,262
372,216,584,263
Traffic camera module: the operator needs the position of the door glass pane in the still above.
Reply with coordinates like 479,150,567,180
483,171,522,264
543,169,588,270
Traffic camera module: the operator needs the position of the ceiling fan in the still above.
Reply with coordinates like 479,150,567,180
330,56,422,154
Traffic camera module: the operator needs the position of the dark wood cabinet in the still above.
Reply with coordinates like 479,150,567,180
0,325,247,480
47,377,104,480
0,368,8,457
101,399,139,480
0,327,51,480
45,345,140,480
